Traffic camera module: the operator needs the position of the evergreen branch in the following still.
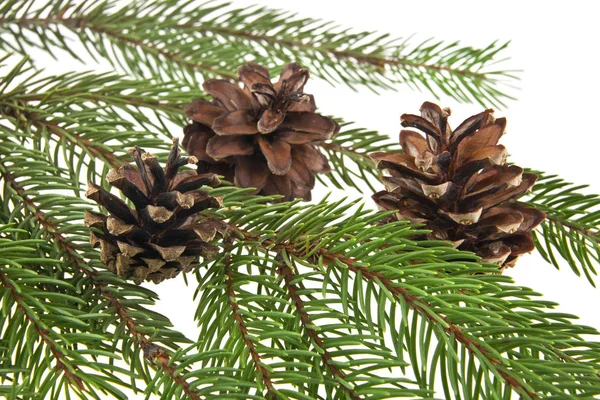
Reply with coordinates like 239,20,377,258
278,260,362,400
0,0,516,106
0,63,333,398
520,170,600,287
103,286,203,400
0,63,197,122
13,105,126,167
0,58,396,196
0,264,86,393
316,249,538,399
209,187,600,398
223,242,277,399
0,141,197,399
0,57,199,189
0,227,132,399
195,246,338,398
196,223,425,398
226,221,538,398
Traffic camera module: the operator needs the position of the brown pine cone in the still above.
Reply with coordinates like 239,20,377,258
371,102,545,269
85,139,226,284
183,62,339,201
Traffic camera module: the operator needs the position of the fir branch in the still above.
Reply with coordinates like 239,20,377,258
0,0,516,106
196,223,425,398
278,259,362,400
520,170,600,287
223,242,277,399
0,64,173,188
8,104,126,167
0,263,86,393
226,220,538,398
0,228,132,399
0,142,197,399
103,286,202,400
316,249,538,399
208,187,600,398
319,121,397,193
0,57,396,197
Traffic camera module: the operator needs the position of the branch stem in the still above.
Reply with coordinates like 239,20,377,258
223,243,277,399
0,15,490,81
544,213,600,240
194,26,486,79
1,103,127,167
0,268,85,391
0,16,236,80
278,261,362,400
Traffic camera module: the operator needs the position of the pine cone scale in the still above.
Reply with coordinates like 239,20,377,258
205,135,254,159
202,80,253,111
278,130,326,144
234,154,270,190
213,110,259,135
185,99,226,126
258,135,292,175
280,112,339,138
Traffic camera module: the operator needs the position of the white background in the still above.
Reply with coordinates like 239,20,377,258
12,0,600,397
154,0,600,340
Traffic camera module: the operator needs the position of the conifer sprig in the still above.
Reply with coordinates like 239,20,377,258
0,130,196,399
193,186,600,399
0,0,516,107
1,8,600,395
519,170,600,286
4,112,600,397
0,56,394,194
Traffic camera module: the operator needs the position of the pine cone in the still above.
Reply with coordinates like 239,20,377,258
371,102,545,268
85,140,226,284
183,62,340,201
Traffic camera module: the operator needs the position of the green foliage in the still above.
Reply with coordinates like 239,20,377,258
190,186,600,399
0,0,515,107
1,1,600,399
520,170,600,287
319,121,398,193
0,54,395,196
0,71,194,398
0,55,197,189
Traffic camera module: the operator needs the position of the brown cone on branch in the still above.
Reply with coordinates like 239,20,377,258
85,139,226,284
183,62,340,202
371,102,545,269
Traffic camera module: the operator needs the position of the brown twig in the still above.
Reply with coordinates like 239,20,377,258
0,15,491,81
278,261,362,400
223,242,277,399
0,268,85,391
